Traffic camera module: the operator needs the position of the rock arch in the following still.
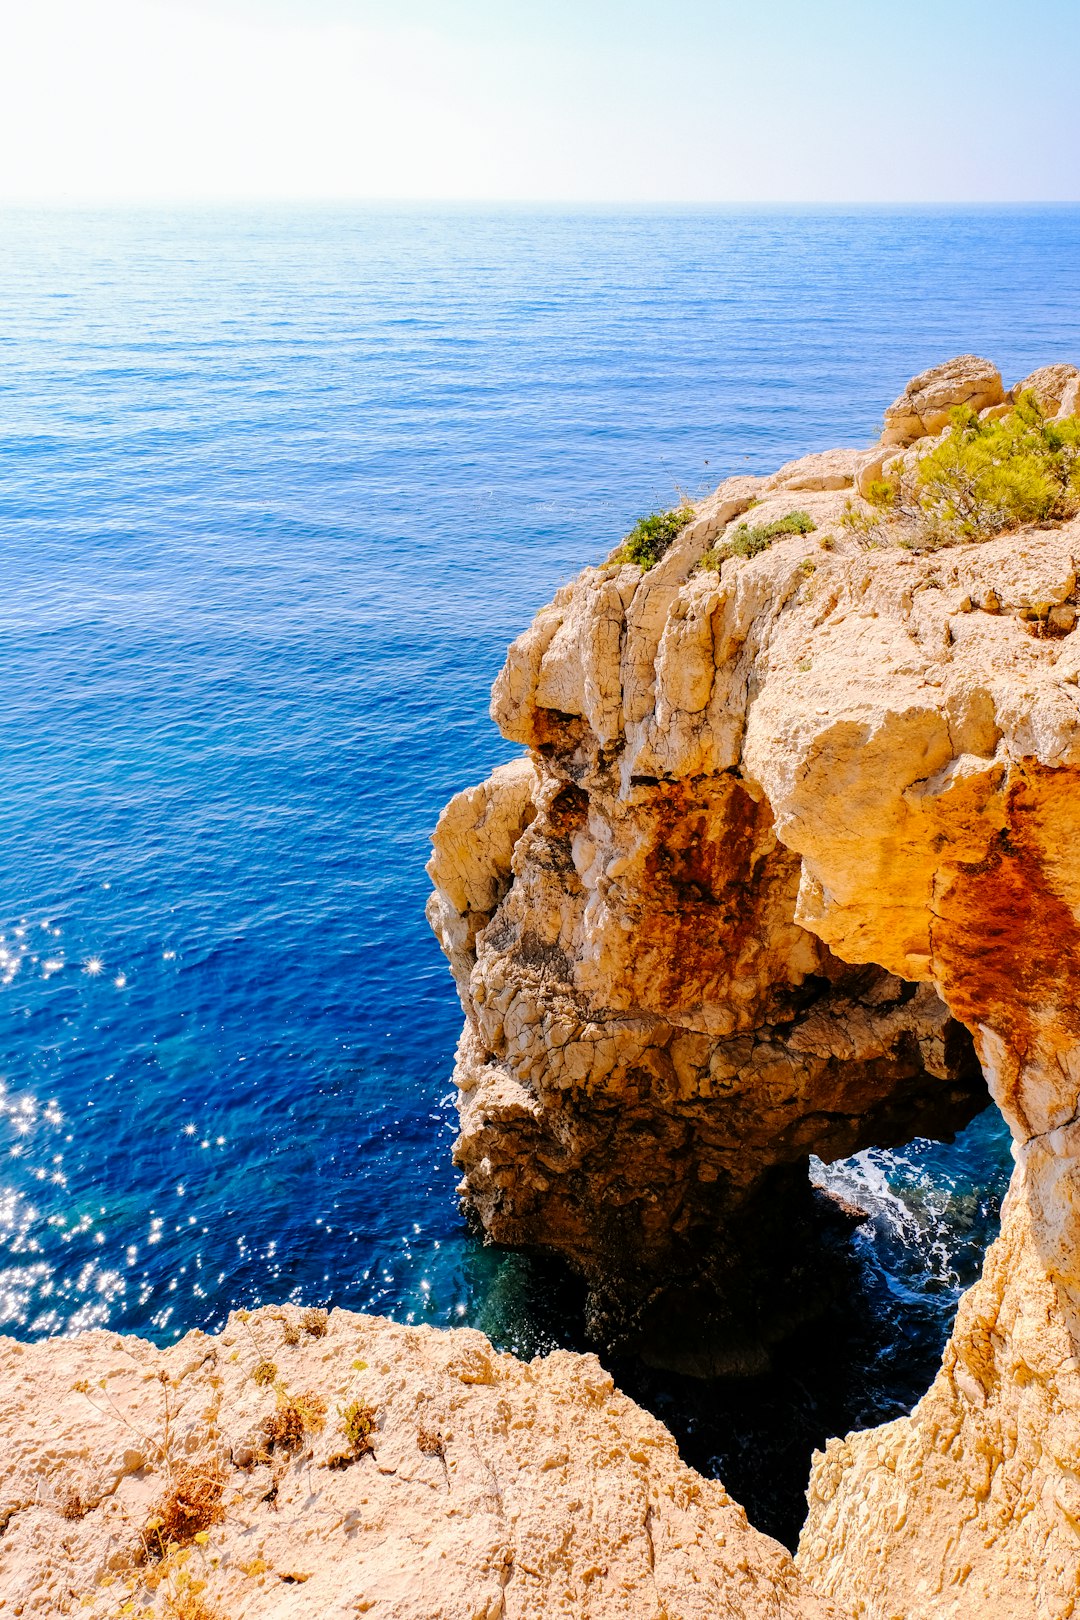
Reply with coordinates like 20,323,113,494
429,358,1080,1616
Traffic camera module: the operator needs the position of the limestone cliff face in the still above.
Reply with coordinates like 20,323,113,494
429,355,1080,1613
0,1310,841,1620
428,403,1007,1361
430,736,982,1363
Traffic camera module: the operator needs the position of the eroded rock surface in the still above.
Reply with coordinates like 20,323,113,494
0,1309,841,1620
879,354,1005,445
428,401,1018,1361
432,742,982,1363
430,355,1080,1616
799,1190,1080,1620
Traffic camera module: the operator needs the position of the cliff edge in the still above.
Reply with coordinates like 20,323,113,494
0,1308,838,1619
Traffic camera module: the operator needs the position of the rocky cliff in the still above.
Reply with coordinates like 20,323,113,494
429,357,1080,1614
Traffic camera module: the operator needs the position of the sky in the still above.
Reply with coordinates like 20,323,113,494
2,0,1079,204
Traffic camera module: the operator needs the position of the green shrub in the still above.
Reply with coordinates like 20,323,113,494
697,509,816,571
613,504,695,570
852,394,1080,550
340,1398,377,1456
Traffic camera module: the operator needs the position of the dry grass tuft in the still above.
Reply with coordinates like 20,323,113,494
148,1458,226,1554
163,1590,222,1620
57,1485,88,1521
341,1399,377,1456
416,1425,445,1459
252,1358,278,1387
269,1307,302,1345
300,1307,328,1339
326,1398,378,1470
262,1389,327,1455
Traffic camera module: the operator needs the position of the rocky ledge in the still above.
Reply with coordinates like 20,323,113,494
0,1308,838,1619
428,356,1080,1614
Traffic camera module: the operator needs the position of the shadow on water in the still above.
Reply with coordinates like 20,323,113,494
466,1111,1012,1550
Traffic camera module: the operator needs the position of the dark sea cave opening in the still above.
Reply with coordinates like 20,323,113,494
468,1102,1012,1550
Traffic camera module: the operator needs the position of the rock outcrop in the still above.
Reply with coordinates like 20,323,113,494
879,354,1005,446
799,1189,1080,1620
0,1309,842,1620
430,733,983,1363
429,356,1080,1615
428,372,1025,1362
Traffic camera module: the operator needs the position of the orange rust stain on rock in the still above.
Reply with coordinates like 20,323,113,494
636,777,810,1013
934,764,1080,1130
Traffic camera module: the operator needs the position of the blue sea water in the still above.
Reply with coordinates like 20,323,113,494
1,204,1076,1534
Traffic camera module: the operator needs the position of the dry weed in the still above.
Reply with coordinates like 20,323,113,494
327,1398,378,1468
163,1589,221,1620
57,1485,88,1521
261,1389,327,1455
416,1425,444,1459
147,1458,226,1554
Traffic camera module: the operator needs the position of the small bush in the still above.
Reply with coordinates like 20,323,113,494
339,1398,378,1459
913,395,1079,542
613,505,695,570
252,1359,277,1387
262,1389,327,1454
850,394,1080,550
698,509,816,571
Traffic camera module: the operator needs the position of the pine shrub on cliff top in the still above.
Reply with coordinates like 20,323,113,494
612,504,695,570
852,392,1080,550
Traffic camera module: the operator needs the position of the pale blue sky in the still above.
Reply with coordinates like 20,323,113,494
2,0,1078,202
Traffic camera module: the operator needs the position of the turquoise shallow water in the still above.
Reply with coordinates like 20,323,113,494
2,203,1074,1537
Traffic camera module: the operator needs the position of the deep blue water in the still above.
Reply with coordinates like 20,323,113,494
2,203,1074,1533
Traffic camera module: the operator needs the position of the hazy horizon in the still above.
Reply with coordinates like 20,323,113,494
5,200,1080,212
3,0,1078,207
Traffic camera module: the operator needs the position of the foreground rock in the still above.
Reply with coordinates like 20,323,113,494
430,355,1080,1615
879,353,1005,444
799,1190,1080,1619
0,1309,841,1620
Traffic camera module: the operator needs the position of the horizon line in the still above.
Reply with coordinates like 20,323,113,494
3,196,1080,211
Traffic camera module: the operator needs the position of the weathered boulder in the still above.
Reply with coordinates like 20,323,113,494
879,354,1004,445
0,1310,843,1620
1012,360,1080,416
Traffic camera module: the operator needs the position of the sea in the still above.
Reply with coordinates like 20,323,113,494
2,204,1076,1541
